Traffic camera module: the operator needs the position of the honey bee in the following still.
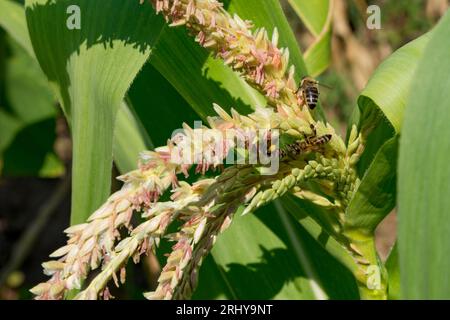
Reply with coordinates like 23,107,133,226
296,76,330,110
279,124,332,159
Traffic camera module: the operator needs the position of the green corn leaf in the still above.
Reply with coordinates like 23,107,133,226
191,255,233,299
398,10,450,299
358,33,430,135
282,195,360,281
0,37,64,177
273,200,359,299
0,109,21,154
304,27,332,78
199,206,325,299
195,203,358,299
287,0,330,36
25,0,165,224
284,197,354,267
345,136,398,234
1,117,63,177
385,243,400,300
150,28,262,117
5,39,55,123
0,0,63,177
355,32,431,175
0,0,34,57
287,0,333,76
128,62,199,147
0,0,151,176
113,101,151,173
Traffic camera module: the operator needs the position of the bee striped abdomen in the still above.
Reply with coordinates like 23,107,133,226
312,134,332,146
304,86,319,109
279,133,332,159
297,76,322,110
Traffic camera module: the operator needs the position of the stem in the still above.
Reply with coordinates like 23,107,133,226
344,230,388,300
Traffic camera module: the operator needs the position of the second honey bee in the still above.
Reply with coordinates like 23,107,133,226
279,124,332,159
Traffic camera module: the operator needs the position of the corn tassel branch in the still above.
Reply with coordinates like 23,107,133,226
32,0,388,300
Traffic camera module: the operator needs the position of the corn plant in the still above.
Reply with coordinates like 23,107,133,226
0,0,449,300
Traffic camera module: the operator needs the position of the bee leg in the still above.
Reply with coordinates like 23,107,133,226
303,124,317,145
296,89,305,107
303,133,311,145
309,124,317,137
301,90,307,107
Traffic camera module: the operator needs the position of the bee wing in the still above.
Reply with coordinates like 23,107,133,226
318,82,333,90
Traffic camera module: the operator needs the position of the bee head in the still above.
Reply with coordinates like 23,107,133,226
301,76,318,86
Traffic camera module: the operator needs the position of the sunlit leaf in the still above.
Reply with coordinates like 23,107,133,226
355,33,431,174
358,33,430,135
113,101,150,173
150,27,261,117
25,0,165,224
287,0,333,76
0,0,34,57
127,62,199,147
0,0,151,177
398,10,450,299
287,0,330,36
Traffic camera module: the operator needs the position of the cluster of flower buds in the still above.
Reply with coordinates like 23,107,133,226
146,165,264,299
32,0,371,300
31,183,142,299
32,175,215,300
74,179,214,300
145,0,301,109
